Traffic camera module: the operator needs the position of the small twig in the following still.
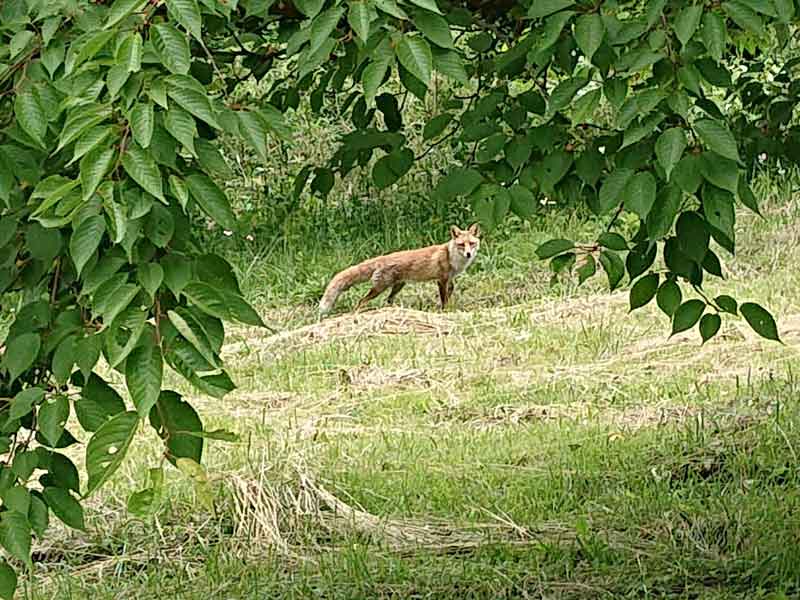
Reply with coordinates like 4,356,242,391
50,257,61,305
605,204,625,232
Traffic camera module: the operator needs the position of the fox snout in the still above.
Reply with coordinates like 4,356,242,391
465,251,473,258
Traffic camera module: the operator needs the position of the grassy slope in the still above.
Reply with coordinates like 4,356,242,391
33,187,800,599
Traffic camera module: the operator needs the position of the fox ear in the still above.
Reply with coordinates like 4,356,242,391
450,225,462,238
468,223,481,237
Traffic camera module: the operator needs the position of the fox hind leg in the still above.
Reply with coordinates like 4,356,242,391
354,284,388,312
386,282,406,305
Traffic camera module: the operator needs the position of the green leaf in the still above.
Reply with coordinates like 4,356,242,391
702,12,727,61
373,0,406,18
504,132,531,166
57,105,111,153
574,13,604,61
80,146,115,201
69,215,105,277
774,0,795,22
694,119,739,163
236,111,269,163
576,254,596,284
740,302,780,342
106,64,131,99
414,10,453,48
674,5,703,46
2,487,30,515
165,104,198,156
361,58,391,104
395,35,433,84
41,39,65,77
722,1,764,35
126,337,163,418
310,7,345,56
528,0,574,18
699,153,738,194
165,0,202,39
598,168,634,214
715,294,738,315
348,1,372,41
130,103,154,149
647,184,682,240
45,452,81,493
0,559,17,600
675,211,709,263
167,309,219,368
598,232,628,251
699,313,721,344
42,488,85,530
66,31,115,75
118,31,143,72
703,185,735,251
167,85,220,130
183,283,265,327
149,391,203,465
138,263,164,298
30,175,81,217
169,175,190,210
0,512,30,567
672,299,705,335
70,126,113,166
434,167,483,201
547,76,587,116
106,0,148,28
372,148,414,188
599,250,624,291
9,388,43,422
672,154,702,195
431,47,469,83
536,239,574,260
76,334,102,379
629,273,659,311
623,172,656,220
407,0,442,14
185,174,238,231
39,395,69,447
93,278,140,325
535,150,573,193
121,143,165,202
76,375,127,432
655,128,687,181
626,243,657,280
10,31,35,59
151,23,191,75
738,179,761,217
295,0,324,17
14,87,46,147
509,184,536,218
657,279,682,317
423,114,453,140
85,411,139,495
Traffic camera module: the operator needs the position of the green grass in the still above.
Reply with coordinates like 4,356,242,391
27,179,800,599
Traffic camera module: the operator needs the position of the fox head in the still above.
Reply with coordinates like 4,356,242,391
450,223,481,261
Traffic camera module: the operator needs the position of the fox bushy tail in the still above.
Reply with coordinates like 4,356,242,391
319,261,375,315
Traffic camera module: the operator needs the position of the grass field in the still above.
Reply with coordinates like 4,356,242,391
30,180,800,599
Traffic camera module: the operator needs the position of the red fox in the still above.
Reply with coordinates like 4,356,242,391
319,224,481,315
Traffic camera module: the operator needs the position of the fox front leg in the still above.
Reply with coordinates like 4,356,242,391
437,279,453,309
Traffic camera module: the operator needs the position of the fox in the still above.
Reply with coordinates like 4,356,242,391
318,224,482,315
